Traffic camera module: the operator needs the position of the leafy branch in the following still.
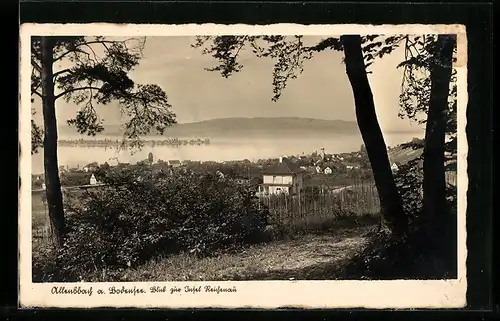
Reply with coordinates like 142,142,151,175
31,36,176,153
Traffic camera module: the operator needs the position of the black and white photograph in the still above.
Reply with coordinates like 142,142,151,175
19,24,467,309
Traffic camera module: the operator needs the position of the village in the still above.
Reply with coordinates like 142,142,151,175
32,144,407,195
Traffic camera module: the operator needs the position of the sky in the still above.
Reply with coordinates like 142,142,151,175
32,36,424,133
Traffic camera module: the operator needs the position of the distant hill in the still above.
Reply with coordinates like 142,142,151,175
58,117,361,138
57,117,421,139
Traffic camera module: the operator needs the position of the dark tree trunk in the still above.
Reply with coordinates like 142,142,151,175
40,36,66,247
422,35,456,224
341,35,408,237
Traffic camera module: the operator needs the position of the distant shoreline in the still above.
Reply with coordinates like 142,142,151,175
57,138,211,147
56,117,424,139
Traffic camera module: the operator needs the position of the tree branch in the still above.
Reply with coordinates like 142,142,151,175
53,68,72,79
55,86,102,100
31,67,42,93
32,58,42,73
32,90,43,99
52,38,143,63
53,47,90,64
233,36,247,60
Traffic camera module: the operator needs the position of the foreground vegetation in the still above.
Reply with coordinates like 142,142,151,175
32,163,384,282
32,149,457,282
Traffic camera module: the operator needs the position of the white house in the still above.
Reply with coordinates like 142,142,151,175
391,162,399,173
89,174,97,185
315,166,322,174
259,157,304,195
324,167,333,175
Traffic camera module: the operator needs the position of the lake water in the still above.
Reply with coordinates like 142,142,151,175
31,133,421,174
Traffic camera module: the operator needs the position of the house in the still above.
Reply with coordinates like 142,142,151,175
324,167,333,175
345,163,360,170
391,162,400,173
83,162,99,173
89,174,97,185
259,157,304,195
168,160,181,168
315,166,322,174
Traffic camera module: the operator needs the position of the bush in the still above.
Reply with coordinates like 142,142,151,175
393,155,457,225
393,157,424,224
60,171,92,186
34,165,270,282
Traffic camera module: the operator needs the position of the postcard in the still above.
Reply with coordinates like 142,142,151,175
19,23,468,309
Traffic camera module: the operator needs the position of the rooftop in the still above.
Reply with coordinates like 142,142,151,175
262,157,304,175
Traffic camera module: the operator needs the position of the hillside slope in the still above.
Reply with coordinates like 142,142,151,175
388,146,423,165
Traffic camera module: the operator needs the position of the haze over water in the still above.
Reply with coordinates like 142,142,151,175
31,132,421,175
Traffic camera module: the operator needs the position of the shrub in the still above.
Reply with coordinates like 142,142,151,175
34,166,270,282
393,154,457,226
60,171,92,186
393,157,424,224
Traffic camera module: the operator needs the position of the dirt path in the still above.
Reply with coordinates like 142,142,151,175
226,226,373,280
123,224,375,282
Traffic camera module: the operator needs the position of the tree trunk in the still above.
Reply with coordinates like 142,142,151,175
422,35,456,224
40,36,66,247
341,35,408,237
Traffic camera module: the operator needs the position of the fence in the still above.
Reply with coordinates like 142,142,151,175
259,180,380,226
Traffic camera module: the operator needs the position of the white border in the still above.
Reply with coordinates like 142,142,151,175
19,23,468,309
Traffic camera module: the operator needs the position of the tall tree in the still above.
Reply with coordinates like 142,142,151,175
421,35,456,224
395,35,457,224
193,35,408,236
341,35,407,236
31,36,176,247
313,34,458,228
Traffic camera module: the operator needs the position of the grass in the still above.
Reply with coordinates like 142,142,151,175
113,221,377,282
